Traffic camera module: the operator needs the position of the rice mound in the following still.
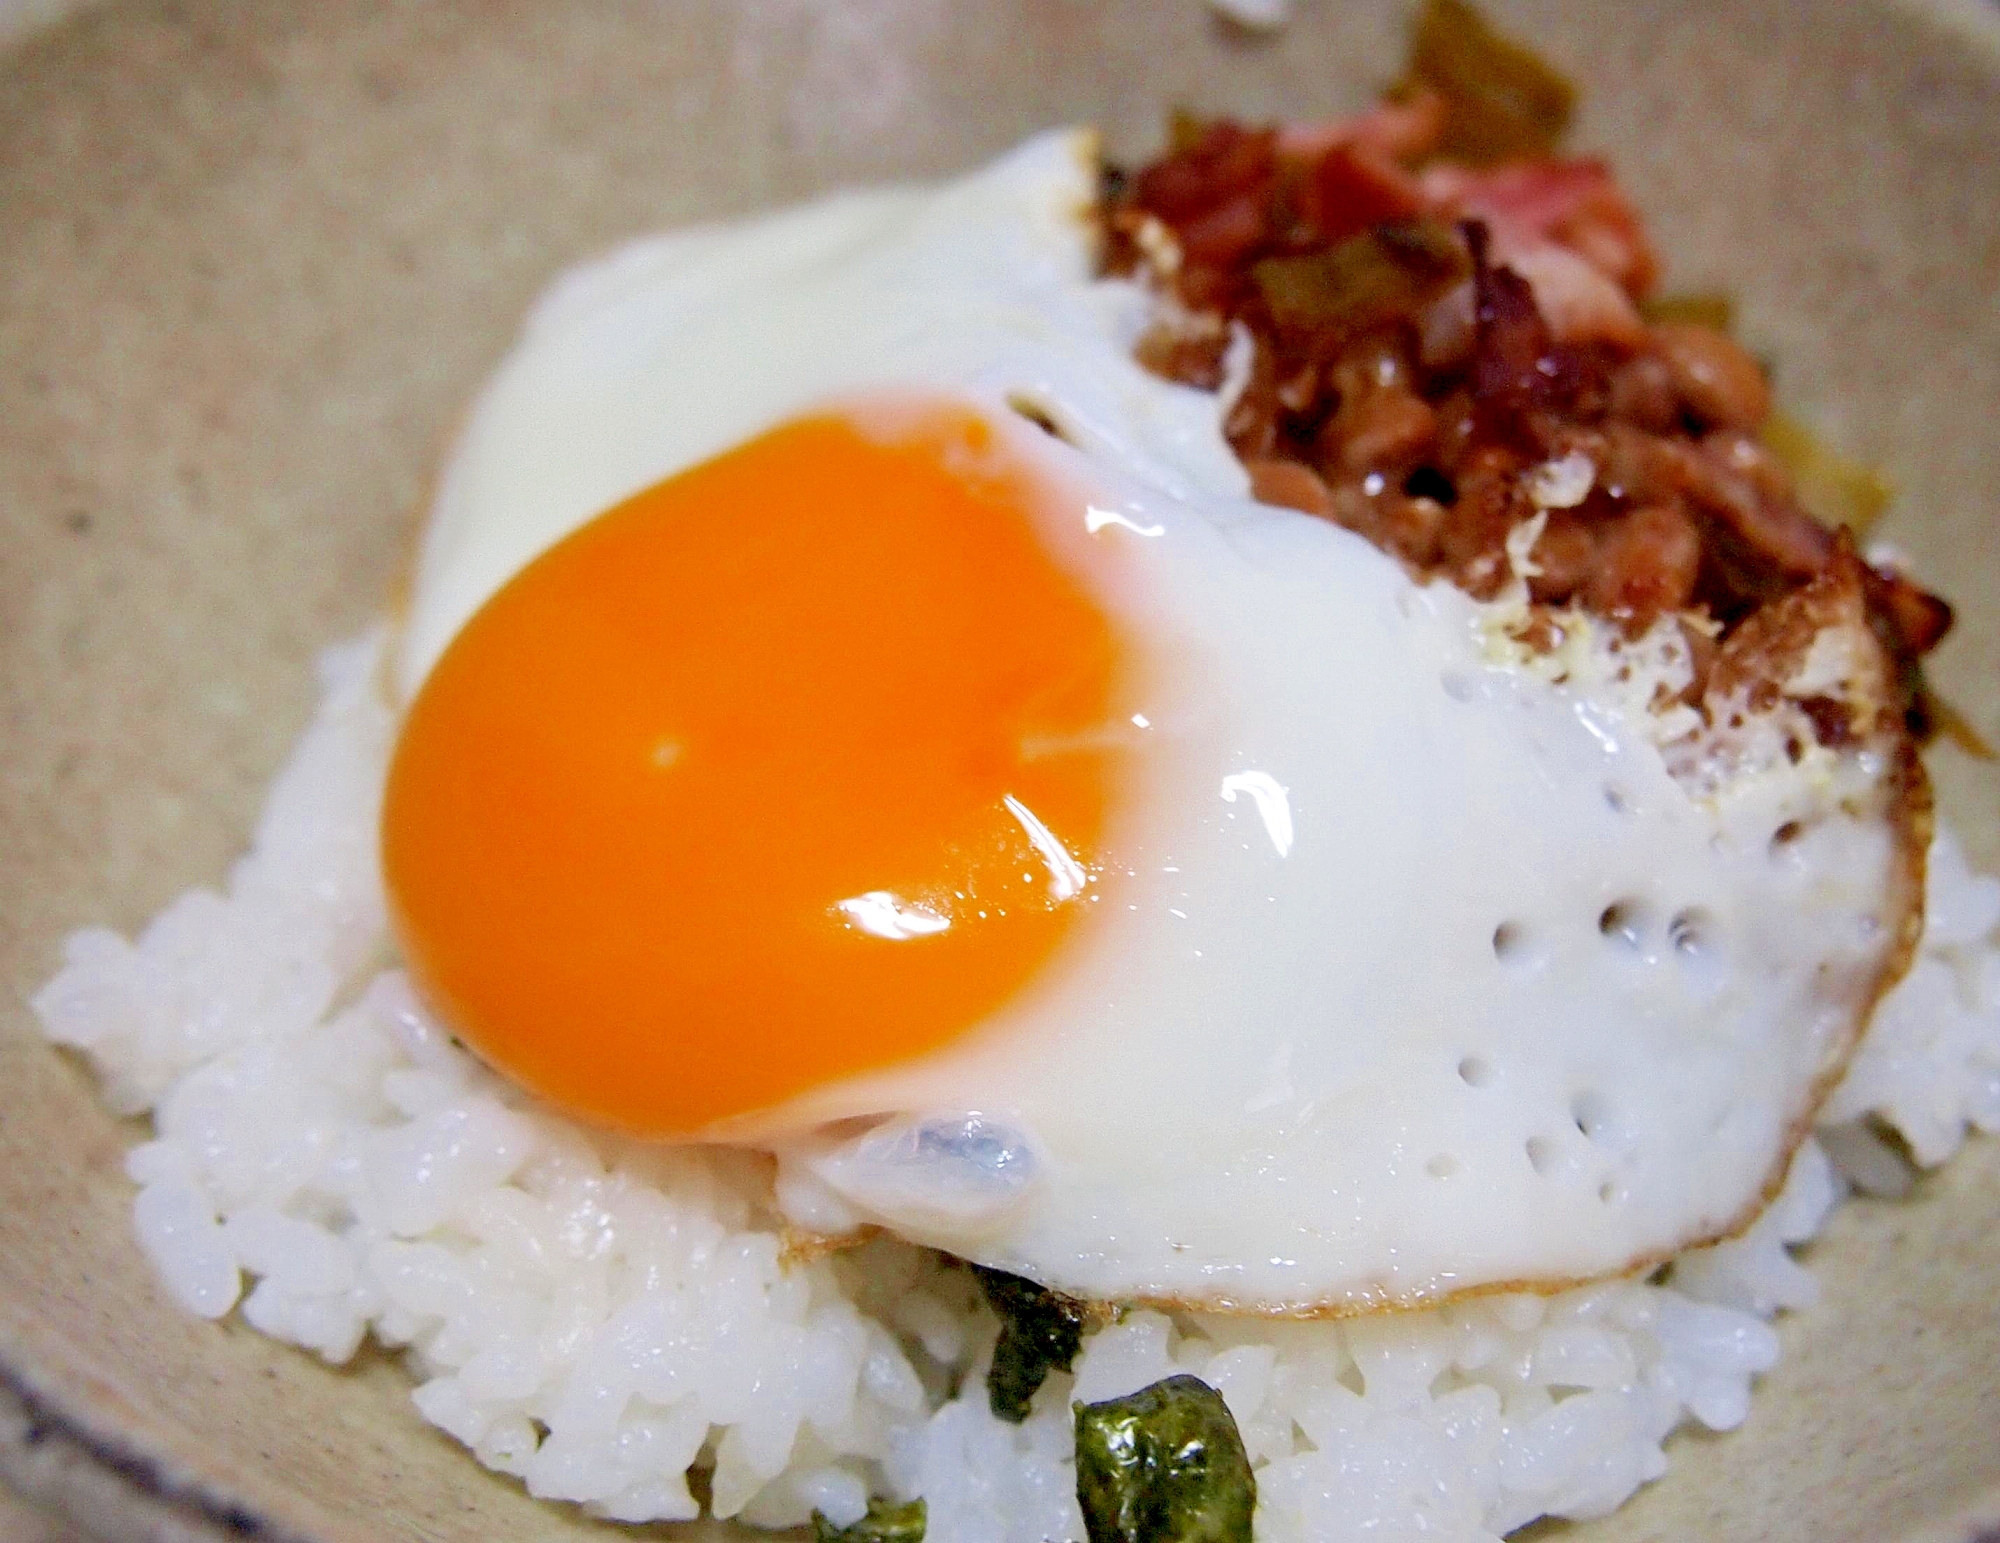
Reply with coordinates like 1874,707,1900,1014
34,633,2000,1543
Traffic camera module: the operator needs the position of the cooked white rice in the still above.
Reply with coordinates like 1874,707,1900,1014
34,632,2000,1542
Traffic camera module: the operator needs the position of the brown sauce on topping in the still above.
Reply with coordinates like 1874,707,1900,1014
1101,111,1953,740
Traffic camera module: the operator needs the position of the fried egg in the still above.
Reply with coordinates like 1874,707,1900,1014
381,130,1918,1314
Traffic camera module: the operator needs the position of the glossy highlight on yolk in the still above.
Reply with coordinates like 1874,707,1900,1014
381,404,1121,1137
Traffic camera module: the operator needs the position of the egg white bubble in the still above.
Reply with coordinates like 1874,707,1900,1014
401,130,1908,1312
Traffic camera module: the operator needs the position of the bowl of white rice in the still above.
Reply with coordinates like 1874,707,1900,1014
4,3,2000,1542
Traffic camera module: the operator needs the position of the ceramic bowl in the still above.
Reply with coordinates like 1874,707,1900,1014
2,2,1997,1538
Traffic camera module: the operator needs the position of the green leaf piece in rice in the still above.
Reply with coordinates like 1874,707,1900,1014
974,1264,1087,1423
1073,1373,1256,1543
811,1497,927,1543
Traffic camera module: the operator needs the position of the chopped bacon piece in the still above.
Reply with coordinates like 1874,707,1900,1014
1487,239,1645,348
1298,145,1427,246
1177,191,1271,268
1422,157,1659,296
1134,122,1277,221
1465,221,1590,442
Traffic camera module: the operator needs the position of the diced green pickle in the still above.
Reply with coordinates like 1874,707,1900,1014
811,1497,927,1543
1168,105,1211,154
1762,412,1893,534
1401,0,1576,163
1073,1374,1256,1543
1254,221,1467,337
1916,687,1997,759
1640,292,1738,332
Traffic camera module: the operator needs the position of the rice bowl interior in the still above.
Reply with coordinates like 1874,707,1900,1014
2,2,1999,1541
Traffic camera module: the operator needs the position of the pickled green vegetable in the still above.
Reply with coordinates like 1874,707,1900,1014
1762,412,1893,534
1640,291,1738,332
975,1265,1087,1423
1168,105,1210,154
1073,1374,1255,1543
1254,221,1466,336
811,1497,927,1543
1917,686,1997,760
1400,0,1575,163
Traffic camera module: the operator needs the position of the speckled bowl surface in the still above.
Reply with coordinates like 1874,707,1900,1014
2,2,1997,1540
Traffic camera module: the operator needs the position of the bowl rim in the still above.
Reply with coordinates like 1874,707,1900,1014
4,0,2000,1539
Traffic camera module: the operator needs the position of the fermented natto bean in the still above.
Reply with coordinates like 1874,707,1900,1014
1651,322,1771,431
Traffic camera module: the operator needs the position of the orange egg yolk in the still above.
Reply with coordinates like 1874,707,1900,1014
381,404,1123,1137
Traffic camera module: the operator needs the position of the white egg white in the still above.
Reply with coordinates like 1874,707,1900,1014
397,130,1918,1313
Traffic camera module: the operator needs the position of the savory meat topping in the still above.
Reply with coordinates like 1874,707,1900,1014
1099,0,1955,745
